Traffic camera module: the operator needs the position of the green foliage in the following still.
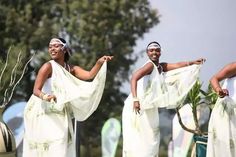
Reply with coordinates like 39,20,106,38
178,80,218,135
0,0,159,155
184,80,203,108
200,83,218,110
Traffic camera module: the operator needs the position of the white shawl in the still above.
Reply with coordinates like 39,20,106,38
122,61,202,157
23,60,107,157
207,77,236,157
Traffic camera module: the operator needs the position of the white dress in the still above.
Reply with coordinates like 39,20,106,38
207,77,236,157
122,61,201,157
23,60,107,157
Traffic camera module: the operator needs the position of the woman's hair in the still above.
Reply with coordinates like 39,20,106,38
58,38,71,62
146,41,161,52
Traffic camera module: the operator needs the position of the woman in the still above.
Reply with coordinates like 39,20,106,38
23,38,113,157
207,62,236,157
122,41,205,157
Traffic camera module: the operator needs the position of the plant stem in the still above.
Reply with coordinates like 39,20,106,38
176,108,199,135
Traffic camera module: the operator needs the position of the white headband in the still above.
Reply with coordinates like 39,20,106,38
49,38,71,56
147,43,161,50
49,38,66,46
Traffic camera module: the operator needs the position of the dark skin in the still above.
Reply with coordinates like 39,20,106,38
210,62,236,98
131,48,205,114
33,43,113,102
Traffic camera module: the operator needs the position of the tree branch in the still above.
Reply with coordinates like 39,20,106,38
1,51,35,108
176,107,200,135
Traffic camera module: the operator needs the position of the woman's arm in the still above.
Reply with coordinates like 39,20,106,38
33,62,56,101
131,62,154,114
210,62,236,97
73,55,113,80
161,58,205,72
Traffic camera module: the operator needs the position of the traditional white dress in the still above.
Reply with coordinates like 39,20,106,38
23,60,107,157
122,61,201,157
207,77,236,157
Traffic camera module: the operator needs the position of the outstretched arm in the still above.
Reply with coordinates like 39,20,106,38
161,58,205,72
73,55,113,80
210,62,236,97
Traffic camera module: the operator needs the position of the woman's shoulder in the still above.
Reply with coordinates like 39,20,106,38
135,62,154,75
38,62,52,74
41,61,52,69
68,64,82,76
142,61,155,69
159,62,167,72
69,64,82,71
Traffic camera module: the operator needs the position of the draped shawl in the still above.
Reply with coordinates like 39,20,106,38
122,61,201,157
207,77,236,157
23,60,107,157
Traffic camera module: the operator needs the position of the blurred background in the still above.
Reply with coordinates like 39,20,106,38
1,0,236,156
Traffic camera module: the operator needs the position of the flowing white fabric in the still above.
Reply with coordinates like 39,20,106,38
207,77,236,157
23,60,107,157
122,61,201,157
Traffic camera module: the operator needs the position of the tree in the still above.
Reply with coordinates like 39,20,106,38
176,81,217,136
176,81,218,157
0,48,34,108
0,48,33,156
0,0,159,155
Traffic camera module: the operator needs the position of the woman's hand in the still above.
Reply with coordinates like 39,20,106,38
133,101,141,114
215,87,229,98
97,55,113,64
47,94,57,102
191,58,206,65
42,94,57,102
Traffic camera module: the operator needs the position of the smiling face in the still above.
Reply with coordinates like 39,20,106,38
146,42,161,62
48,38,67,62
48,43,65,60
147,48,161,61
